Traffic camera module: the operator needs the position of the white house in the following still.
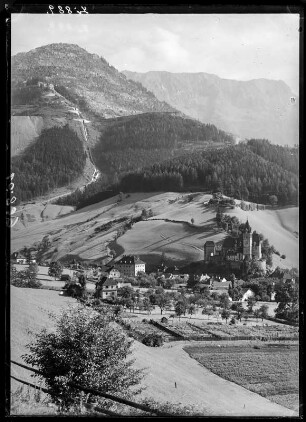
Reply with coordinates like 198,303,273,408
100,279,118,300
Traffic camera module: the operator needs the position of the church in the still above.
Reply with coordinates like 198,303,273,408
204,220,264,267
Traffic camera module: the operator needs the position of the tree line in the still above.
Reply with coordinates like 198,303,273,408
118,143,298,206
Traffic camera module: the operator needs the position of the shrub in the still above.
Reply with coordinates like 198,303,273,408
161,317,168,324
22,305,144,411
11,277,42,289
142,333,164,347
10,267,42,289
281,254,286,259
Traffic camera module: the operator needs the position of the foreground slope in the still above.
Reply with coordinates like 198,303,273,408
123,70,299,146
11,192,298,268
10,287,296,416
132,340,296,416
11,286,76,392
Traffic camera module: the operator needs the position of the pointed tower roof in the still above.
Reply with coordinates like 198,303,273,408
245,219,252,233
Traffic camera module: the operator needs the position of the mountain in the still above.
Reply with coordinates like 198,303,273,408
11,43,176,118
123,71,299,146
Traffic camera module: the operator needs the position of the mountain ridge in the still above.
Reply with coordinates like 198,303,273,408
123,70,299,146
12,43,177,118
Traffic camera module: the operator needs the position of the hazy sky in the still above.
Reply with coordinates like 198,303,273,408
11,13,300,94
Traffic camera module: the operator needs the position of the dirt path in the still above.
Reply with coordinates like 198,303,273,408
131,340,297,416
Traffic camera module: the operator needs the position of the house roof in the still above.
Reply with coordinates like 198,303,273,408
106,266,120,273
12,252,26,259
116,255,145,265
241,288,254,295
212,280,231,289
245,219,252,233
102,280,118,286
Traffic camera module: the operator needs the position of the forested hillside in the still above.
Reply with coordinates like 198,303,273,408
93,112,234,174
57,141,298,209
12,125,86,203
119,144,298,206
245,139,299,176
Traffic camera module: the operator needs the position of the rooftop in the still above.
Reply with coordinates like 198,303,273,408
102,279,118,287
116,255,145,265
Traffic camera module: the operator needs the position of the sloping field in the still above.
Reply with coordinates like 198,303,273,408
117,219,224,266
11,192,298,268
10,286,77,392
10,287,296,416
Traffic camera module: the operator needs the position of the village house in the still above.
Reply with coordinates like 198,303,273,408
210,279,232,291
114,255,146,277
241,288,255,301
97,278,118,300
117,281,132,288
11,251,36,264
105,267,121,279
11,252,27,265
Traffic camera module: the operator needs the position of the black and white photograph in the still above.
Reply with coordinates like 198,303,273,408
8,6,300,417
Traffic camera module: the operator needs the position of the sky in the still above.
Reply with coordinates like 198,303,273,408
11,13,300,94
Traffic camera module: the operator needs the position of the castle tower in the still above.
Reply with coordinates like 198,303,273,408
252,232,262,259
204,241,215,262
242,219,252,258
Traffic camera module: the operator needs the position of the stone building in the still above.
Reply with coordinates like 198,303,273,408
114,255,146,277
204,220,263,264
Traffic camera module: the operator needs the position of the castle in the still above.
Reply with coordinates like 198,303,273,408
204,220,265,269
